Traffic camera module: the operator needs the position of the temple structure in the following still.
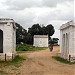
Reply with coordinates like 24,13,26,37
59,20,75,62
0,18,16,60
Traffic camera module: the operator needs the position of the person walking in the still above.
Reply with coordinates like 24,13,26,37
49,44,53,52
49,39,54,52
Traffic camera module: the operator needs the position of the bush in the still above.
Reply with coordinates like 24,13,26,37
16,44,35,51
16,44,47,52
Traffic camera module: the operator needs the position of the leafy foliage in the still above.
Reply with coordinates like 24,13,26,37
16,23,55,44
28,24,55,41
46,24,55,36
16,23,28,44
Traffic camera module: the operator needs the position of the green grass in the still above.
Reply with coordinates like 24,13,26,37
16,44,47,52
0,71,8,75
52,56,75,65
0,55,26,67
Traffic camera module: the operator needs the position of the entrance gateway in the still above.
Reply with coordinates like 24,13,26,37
59,20,75,62
0,18,16,60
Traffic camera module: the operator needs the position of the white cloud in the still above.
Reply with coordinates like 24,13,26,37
0,0,74,38
3,0,42,10
3,0,74,10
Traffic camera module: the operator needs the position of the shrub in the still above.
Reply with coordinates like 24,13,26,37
16,44,47,51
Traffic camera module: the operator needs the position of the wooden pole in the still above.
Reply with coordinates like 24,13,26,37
5,53,6,61
12,54,13,61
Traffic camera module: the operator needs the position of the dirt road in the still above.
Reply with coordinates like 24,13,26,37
18,46,75,75
0,46,75,75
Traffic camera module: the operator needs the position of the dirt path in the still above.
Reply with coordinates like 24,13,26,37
0,46,75,75
18,46,75,75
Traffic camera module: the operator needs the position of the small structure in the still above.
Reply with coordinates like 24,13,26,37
33,35,48,47
0,18,16,60
59,20,75,62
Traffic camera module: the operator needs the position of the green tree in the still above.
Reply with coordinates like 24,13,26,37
16,23,55,45
16,23,28,44
28,24,42,36
28,24,55,41
46,24,55,40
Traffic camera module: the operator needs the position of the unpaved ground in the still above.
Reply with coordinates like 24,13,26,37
0,46,75,75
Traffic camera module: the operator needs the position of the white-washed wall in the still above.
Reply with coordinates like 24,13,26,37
3,23,13,53
0,20,16,57
13,27,16,53
60,26,75,59
72,27,75,56
34,36,48,47
59,30,63,53
69,26,74,56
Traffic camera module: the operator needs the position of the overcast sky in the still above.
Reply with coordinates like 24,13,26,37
0,0,74,38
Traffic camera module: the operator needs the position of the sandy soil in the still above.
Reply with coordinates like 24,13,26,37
0,46,75,75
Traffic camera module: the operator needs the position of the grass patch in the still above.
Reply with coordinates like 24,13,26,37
0,71,8,75
16,44,47,52
0,55,26,67
52,56,75,65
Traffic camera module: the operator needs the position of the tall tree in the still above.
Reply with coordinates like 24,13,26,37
46,24,55,40
28,24,42,36
28,24,55,41
16,23,55,45
16,23,28,44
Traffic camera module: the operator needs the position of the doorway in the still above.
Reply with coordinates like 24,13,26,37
0,29,3,53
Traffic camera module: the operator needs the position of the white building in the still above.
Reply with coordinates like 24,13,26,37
33,35,48,47
59,21,75,61
0,18,16,59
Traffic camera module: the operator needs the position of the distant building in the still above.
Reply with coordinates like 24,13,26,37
0,18,16,60
33,35,48,47
59,20,75,62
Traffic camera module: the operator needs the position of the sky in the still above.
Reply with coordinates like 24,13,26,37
0,0,74,39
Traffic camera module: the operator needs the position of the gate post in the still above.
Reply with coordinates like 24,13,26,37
5,53,6,61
